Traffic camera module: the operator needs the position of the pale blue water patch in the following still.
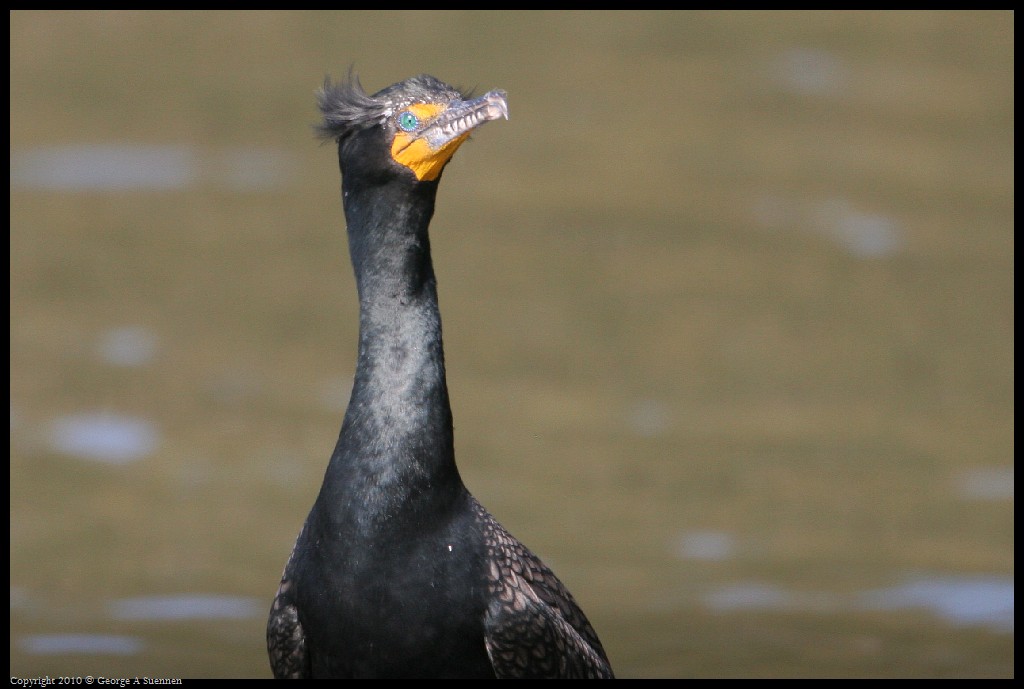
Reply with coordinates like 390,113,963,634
703,582,797,612
672,530,736,562
627,398,672,437
10,145,195,191
108,594,263,621
10,145,296,192
769,48,847,97
19,634,144,655
956,466,1014,501
859,576,1014,632
701,575,1013,633
750,193,902,258
96,326,159,367
47,413,159,464
811,197,902,258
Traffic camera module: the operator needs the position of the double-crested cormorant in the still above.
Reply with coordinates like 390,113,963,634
266,74,614,679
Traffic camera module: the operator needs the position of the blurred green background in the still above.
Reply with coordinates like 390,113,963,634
9,11,1013,678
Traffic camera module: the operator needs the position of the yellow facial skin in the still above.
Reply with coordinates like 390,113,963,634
390,103,473,182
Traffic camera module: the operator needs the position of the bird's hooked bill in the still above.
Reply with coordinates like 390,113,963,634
475,90,510,122
420,90,509,150
392,88,509,181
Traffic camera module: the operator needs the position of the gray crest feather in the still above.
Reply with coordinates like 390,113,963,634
315,72,385,141
315,72,467,141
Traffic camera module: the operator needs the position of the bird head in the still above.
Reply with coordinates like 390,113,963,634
317,73,508,183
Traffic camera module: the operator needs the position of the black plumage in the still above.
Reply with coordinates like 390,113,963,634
266,74,614,679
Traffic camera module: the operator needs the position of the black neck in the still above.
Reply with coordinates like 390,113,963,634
317,176,461,526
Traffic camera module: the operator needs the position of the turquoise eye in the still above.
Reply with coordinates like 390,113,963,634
398,111,419,131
